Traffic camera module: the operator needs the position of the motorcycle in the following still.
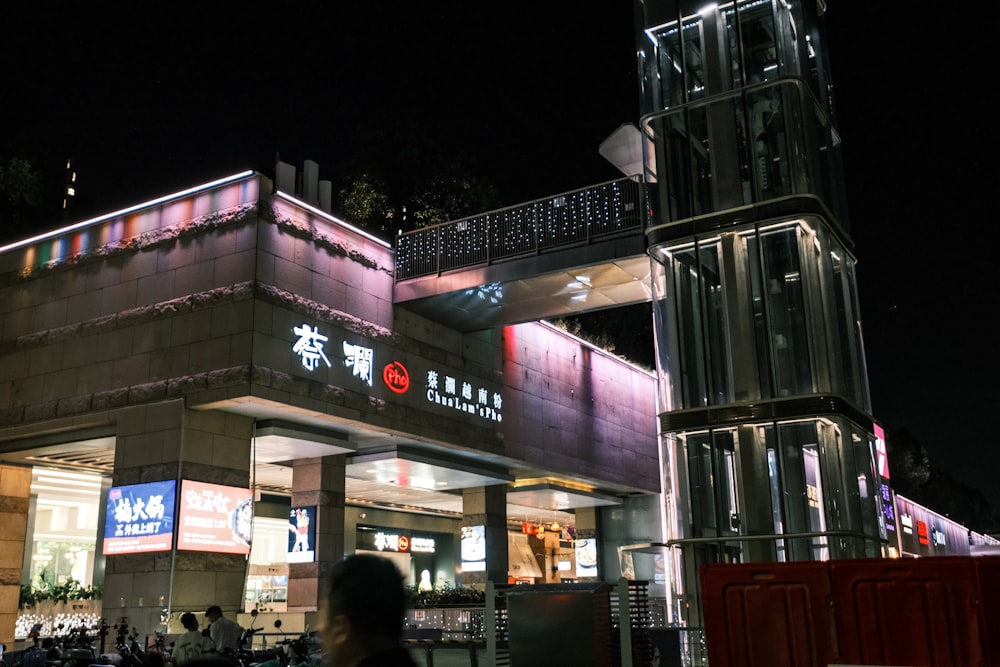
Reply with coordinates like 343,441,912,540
271,621,320,667
225,610,277,667
49,624,99,667
112,622,144,667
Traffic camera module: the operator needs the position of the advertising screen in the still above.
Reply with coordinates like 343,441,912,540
103,480,177,555
287,506,316,563
576,538,598,577
461,525,486,572
177,480,253,554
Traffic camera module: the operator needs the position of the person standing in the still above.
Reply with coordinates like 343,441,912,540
318,554,417,667
171,613,214,665
204,606,243,655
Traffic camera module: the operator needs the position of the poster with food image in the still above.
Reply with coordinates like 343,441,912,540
177,480,253,554
576,538,598,577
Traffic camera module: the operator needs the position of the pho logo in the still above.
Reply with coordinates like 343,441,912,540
383,361,410,394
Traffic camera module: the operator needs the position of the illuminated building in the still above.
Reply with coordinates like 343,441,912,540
633,0,887,625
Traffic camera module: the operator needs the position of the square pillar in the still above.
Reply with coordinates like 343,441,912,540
288,455,346,614
462,486,508,587
0,465,31,647
103,401,253,633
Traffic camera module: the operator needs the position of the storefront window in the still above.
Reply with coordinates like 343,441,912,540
245,517,290,612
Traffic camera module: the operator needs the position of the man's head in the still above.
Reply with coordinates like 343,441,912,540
319,554,409,664
181,612,199,631
204,606,222,623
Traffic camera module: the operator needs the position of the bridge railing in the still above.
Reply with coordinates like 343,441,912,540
394,176,646,281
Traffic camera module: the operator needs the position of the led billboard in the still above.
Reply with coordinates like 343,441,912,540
103,480,177,555
177,480,253,554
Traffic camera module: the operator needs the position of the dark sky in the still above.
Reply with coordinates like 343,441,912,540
4,4,998,506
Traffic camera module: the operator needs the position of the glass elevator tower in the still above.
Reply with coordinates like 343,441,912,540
633,0,886,625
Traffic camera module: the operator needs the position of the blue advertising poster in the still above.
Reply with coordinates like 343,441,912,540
287,506,316,563
103,480,177,555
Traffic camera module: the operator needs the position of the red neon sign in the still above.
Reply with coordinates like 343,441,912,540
397,535,410,552
383,361,410,394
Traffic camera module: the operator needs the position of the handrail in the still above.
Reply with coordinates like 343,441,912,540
394,176,646,281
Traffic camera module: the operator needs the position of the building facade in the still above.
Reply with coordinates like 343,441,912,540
0,171,660,644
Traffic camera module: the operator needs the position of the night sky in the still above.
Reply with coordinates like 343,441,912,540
4,5,997,506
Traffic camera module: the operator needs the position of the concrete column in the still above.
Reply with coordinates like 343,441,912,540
461,486,507,587
288,455,346,614
0,465,31,648
102,401,253,634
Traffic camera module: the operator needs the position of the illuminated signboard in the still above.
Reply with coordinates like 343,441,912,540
383,361,410,394
103,480,177,555
461,525,486,572
287,506,316,564
426,370,502,423
177,480,253,554
575,538,598,577
356,526,435,553
874,423,890,479
343,341,375,386
290,325,502,423
292,324,332,371
880,483,897,534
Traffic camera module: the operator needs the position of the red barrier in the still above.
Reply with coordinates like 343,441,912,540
702,556,1000,667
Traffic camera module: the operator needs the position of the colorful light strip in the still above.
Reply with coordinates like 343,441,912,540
0,170,256,254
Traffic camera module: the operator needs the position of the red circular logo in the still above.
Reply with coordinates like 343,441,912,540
397,535,410,552
383,361,410,394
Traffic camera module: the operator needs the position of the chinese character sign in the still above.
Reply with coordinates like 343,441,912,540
292,324,332,371
103,480,177,555
425,369,502,423
177,480,252,554
343,341,374,386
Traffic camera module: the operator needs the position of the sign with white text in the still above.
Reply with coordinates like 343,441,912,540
177,480,253,554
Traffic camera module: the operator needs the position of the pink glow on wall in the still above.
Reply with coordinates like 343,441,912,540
0,171,256,270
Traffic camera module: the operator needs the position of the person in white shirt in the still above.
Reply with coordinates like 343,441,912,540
204,605,243,655
171,613,213,665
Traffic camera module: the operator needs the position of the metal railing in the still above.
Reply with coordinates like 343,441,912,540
394,177,647,281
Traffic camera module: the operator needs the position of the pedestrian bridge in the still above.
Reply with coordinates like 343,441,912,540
393,177,651,331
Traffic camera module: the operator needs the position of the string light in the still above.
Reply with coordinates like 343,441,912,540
396,177,644,280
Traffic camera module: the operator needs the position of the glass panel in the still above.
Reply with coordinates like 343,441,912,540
687,105,713,217
698,241,732,405
683,15,706,101
714,430,740,533
777,421,817,561
745,231,774,399
760,224,812,396
651,255,676,414
672,246,709,408
686,432,717,534
746,86,791,199
654,23,686,109
737,0,779,84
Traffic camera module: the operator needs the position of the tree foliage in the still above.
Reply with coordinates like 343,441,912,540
0,155,44,239
331,119,502,239
886,427,1000,534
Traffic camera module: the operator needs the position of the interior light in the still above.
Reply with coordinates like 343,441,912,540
699,3,719,18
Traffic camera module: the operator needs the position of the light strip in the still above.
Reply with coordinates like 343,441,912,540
30,484,102,494
35,476,104,488
0,171,256,254
275,190,392,249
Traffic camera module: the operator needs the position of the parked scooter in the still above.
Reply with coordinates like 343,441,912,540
271,621,320,667
112,622,143,667
225,610,277,667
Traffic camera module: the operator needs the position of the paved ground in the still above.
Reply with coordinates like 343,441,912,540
405,645,485,667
